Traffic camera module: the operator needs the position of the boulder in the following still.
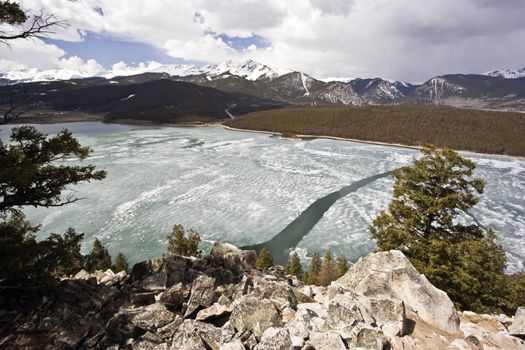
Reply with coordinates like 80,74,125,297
131,337,167,350
170,332,207,350
229,295,283,338
307,331,346,350
179,320,224,350
141,270,168,291
220,339,245,350
230,275,253,299
159,283,188,310
209,242,257,273
389,336,417,350
326,293,365,330
131,304,176,331
253,327,293,350
184,275,217,317
509,307,525,337
131,258,164,282
252,276,298,310
286,308,319,339
345,325,388,350
156,316,184,340
296,302,327,318
366,297,406,337
74,269,91,280
196,302,231,323
335,250,460,334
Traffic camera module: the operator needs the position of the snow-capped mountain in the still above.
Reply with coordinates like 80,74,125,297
486,68,525,79
202,59,291,81
0,65,102,83
2,59,525,111
0,59,291,84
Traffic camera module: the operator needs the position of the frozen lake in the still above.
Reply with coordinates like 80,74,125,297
2,122,524,271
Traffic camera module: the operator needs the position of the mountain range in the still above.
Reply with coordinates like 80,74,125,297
0,60,524,124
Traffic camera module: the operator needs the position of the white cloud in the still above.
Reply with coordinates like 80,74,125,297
58,56,105,76
110,61,163,76
6,0,525,81
164,34,236,62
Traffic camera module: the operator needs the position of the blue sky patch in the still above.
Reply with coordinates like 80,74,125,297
212,32,271,51
45,32,204,68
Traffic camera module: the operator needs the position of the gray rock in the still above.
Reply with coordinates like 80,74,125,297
286,308,320,339
230,295,283,338
74,269,91,280
132,291,157,306
307,331,346,350
254,327,293,350
179,320,225,350
389,336,417,350
231,275,254,299
367,297,406,337
509,306,525,337
156,315,183,340
296,302,327,318
141,270,168,291
326,293,365,330
159,283,188,310
131,303,175,331
209,242,257,273
184,275,217,317
220,339,245,350
253,277,298,310
131,337,167,350
346,325,387,350
170,332,207,350
335,250,460,334
196,302,231,322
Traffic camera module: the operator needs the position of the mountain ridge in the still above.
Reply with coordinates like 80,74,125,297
2,59,525,114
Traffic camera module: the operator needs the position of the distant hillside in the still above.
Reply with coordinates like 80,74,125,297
225,105,525,157
0,79,285,124
407,75,525,111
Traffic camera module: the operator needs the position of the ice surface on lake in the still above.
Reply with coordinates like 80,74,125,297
2,123,524,272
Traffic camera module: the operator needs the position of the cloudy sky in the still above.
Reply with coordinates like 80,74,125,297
1,0,524,82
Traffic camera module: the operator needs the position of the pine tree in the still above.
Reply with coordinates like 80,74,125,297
370,146,509,313
255,248,274,269
42,227,84,277
335,255,349,278
185,229,200,257
85,238,112,272
167,224,187,256
113,252,129,273
318,250,338,287
306,252,322,285
285,252,303,279
167,224,201,257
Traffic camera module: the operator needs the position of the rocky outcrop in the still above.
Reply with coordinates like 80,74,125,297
335,249,460,334
0,244,523,349
509,307,525,338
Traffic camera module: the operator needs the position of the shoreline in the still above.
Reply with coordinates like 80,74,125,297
6,116,524,159
220,124,525,160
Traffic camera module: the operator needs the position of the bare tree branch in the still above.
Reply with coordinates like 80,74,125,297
0,10,68,45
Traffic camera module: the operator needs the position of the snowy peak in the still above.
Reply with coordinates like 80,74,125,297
0,59,291,84
486,67,525,79
349,78,413,102
202,59,291,81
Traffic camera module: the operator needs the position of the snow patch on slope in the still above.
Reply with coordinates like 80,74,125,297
486,68,525,79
